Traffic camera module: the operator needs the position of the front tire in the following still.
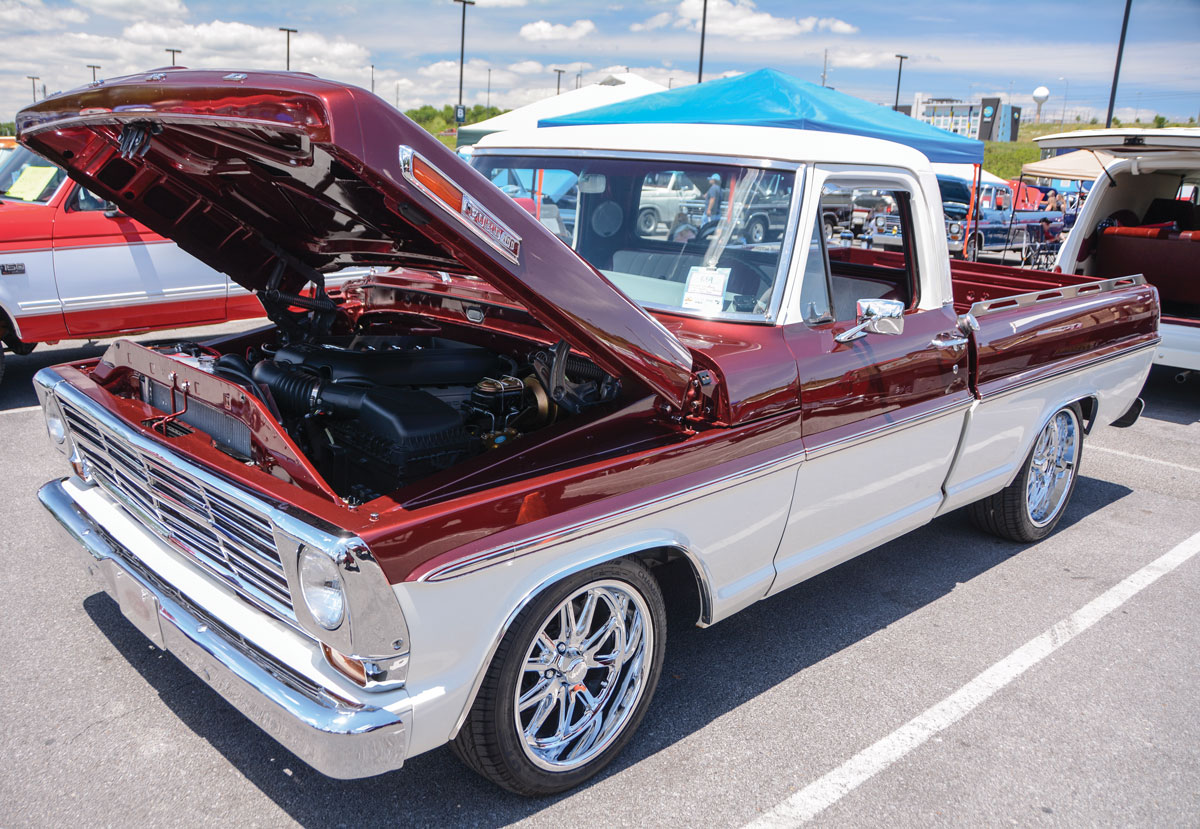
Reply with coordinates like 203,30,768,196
968,403,1083,542
637,208,659,234
452,558,667,795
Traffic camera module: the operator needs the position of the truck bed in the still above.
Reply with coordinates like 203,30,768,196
948,258,1159,395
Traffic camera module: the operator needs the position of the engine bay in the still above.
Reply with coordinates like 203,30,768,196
124,326,621,506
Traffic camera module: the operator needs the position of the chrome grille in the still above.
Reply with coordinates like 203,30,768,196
58,398,294,618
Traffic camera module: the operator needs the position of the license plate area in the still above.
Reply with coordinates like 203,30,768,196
111,567,164,648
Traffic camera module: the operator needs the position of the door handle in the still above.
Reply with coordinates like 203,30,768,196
931,334,969,348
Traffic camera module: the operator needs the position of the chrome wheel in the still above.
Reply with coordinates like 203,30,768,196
1025,409,1079,527
514,579,653,771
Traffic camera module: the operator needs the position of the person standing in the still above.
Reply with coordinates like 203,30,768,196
704,173,722,222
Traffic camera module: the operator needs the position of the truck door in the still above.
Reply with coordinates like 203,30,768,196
51,184,227,336
772,168,973,594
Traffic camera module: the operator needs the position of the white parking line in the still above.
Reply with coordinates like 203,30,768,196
745,527,1200,827
1090,445,1200,475
0,405,42,416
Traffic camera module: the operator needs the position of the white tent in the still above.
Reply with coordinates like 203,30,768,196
1021,149,1116,181
456,74,666,147
932,162,1008,186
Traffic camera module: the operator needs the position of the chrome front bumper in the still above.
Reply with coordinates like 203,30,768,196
39,478,409,779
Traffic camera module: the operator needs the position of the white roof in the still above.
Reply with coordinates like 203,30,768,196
474,122,935,172
456,74,665,146
1035,128,1200,153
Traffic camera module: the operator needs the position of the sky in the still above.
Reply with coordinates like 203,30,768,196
2,0,1198,127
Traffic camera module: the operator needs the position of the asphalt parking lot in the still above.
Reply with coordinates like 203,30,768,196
1,327,1197,827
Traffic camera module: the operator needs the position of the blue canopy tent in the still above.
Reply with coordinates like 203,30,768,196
539,68,984,165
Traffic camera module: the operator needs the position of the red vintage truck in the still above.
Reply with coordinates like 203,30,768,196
0,143,268,387
23,71,1157,795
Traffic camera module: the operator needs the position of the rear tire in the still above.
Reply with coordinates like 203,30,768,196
968,403,1083,542
0,348,5,388
452,558,666,795
747,217,768,244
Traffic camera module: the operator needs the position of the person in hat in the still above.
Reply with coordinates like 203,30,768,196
704,173,722,221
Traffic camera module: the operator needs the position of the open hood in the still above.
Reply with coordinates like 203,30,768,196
1036,128,1200,154
16,69,693,408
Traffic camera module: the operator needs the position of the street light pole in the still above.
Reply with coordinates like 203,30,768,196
453,0,475,109
892,54,908,110
697,0,708,83
487,68,492,108
87,64,101,82
1105,0,1132,128
553,68,565,94
279,27,297,71
370,64,375,94
165,48,181,66
1059,76,1069,124
27,76,39,102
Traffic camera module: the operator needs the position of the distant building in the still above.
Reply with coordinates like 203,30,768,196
910,93,1021,142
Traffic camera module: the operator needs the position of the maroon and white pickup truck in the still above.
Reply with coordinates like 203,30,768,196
23,71,1157,795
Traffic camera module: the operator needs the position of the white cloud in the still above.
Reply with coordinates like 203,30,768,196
0,0,86,31
630,12,671,32
519,19,596,42
507,59,544,74
78,0,187,21
474,0,528,6
671,0,857,41
817,17,858,35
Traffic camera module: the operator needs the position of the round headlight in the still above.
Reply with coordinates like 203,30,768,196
299,548,345,630
46,410,67,445
874,215,886,228
949,222,962,235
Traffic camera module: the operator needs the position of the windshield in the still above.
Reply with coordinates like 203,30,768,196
0,146,66,203
472,154,797,321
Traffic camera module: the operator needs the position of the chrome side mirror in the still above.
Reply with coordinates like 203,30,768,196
103,201,126,219
835,298,905,343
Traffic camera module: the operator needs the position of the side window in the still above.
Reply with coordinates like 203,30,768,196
71,186,108,212
798,211,833,324
813,181,918,323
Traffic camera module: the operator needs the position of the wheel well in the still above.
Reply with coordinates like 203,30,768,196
1075,395,1099,434
629,546,712,627
0,305,14,341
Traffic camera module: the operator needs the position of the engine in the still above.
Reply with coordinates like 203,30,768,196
175,334,618,504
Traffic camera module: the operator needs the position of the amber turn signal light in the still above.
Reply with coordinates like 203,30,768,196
322,643,367,686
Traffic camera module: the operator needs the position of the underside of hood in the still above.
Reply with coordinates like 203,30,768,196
16,68,693,408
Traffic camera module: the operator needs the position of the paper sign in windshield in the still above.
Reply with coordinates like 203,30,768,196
682,266,730,314
5,166,57,202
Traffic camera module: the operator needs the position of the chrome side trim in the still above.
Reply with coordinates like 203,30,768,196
978,338,1160,401
805,395,974,460
420,446,805,582
447,535,711,741
968,274,1148,318
39,479,409,779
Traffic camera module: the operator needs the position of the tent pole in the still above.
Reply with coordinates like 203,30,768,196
1007,173,1023,265
965,163,981,262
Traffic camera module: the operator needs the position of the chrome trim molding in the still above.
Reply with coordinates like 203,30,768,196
39,478,409,779
978,339,1160,401
421,447,804,582
805,395,974,460
968,274,1148,318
